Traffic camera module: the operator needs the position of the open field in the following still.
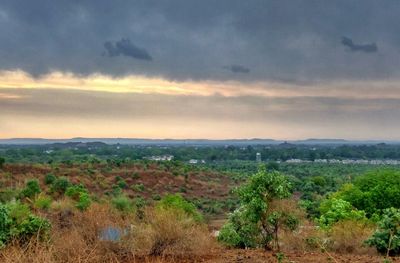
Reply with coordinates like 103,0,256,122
1,150,400,262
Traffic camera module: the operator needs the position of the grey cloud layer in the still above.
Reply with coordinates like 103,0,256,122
1,88,400,125
103,39,152,60
223,65,250,74
341,37,378,53
1,0,399,82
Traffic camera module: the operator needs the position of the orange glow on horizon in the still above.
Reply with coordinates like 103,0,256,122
1,70,399,99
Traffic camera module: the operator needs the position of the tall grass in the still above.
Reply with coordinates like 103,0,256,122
0,203,214,263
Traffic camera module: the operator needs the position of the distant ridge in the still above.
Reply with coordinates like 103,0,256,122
1,138,399,146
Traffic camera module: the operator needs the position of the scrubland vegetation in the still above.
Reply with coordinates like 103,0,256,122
2,144,400,262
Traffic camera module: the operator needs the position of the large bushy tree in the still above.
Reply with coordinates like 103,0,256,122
335,169,400,217
218,167,299,250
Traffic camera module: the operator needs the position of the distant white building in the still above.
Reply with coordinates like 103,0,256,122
286,159,304,163
256,152,261,162
144,155,174,161
189,159,198,164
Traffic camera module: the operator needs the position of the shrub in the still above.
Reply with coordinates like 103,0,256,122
152,194,161,201
0,204,11,247
34,194,52,210
0,202,51,247
21,179,41,198
111,195,133,213
65,184,91,211
51,177,70,194
131,172,140,179
131,183,145,192
218,208,259,248
0,157,5,169
133,196,146,209
111,184,122,196
156,194,203,222
318,198,367,228
14,214,51,243
366,208,400,256
117,179,127,189
65,184,88,200
0,189,18,203
75,192,91,211
44,173,56,185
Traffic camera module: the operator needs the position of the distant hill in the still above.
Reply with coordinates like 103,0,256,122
1,137,400,146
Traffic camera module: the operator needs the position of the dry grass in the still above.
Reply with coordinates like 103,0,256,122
131,208,215,257
281,218,377,256
0,203,214,263
329,219,376,255
280,221,326,253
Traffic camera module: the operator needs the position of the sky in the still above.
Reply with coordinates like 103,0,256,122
1,0,400,140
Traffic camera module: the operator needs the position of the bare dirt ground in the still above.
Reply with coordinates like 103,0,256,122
138,249,400,263
206,249,398,263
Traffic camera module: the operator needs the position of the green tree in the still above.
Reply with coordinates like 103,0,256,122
336,170,400,217
218,167,299,250
318,198,366,228
366,208,400,256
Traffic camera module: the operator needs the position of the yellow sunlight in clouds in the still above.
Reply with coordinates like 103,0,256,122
0,70,399,99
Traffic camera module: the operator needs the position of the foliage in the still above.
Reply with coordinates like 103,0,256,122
0,157,5,168
20,179,41,198
44,173,56,185
152,194,161,201
111,184,122,196
335,170,400,217
51,177,71,194
131,183,145,192
318,198,366,228
218,207,260,248
65,184,91,211
0,202,51,247
34,194,52,210
65,184,88,200
0,188,18,203
111,195,133,213
218,167,299,250
0,204,11,247
116,178,127,189
76,192,91,211
156,194,203,222
366,208,400,256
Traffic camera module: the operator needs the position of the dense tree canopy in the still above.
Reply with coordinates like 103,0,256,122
335,170,400,217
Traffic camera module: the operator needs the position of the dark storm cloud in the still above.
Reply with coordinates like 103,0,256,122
103,38,152,60
1,0,400,82
223,65,250,73
341,37,378,53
